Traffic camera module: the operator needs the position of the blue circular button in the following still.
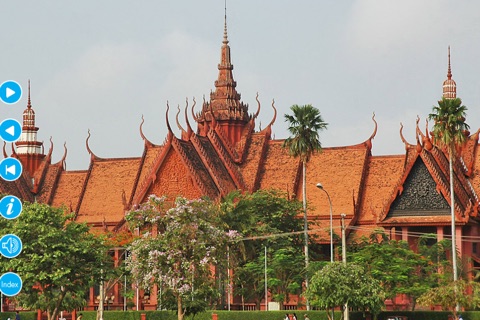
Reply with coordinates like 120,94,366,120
0,81,22,105
0,157,22,181
0,118,21,143
0,272,22,296
0,196,22,220
0,234,22,258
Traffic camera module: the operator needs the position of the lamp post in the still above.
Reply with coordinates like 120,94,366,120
341,214,349,320
316,183,334,320
316,183,333,262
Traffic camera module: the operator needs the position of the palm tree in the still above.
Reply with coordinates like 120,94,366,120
428,97,469,285
283,104,328,308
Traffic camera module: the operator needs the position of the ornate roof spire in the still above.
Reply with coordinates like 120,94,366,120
223,1,228,46
443,46,457,99
196,2,251,145
15,80,46,177
27,79,32,109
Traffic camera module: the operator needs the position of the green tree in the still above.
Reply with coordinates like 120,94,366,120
305,262,385,320
221,189,304,309
125,195,234,320
428,97,469,284
417,280,480,320
351,232,438,308
350,231,453,310
283,104,328,304
0,202,110,320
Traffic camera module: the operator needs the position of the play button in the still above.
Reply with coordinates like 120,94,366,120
0,119,21,143
0,81,22,105
6,88,15,98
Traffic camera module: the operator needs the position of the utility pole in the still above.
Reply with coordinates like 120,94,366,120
341,214,349,320
265,246,268,311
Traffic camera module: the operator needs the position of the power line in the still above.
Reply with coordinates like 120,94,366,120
233,223,480,243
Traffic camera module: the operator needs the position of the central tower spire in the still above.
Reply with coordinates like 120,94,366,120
196,7,251,146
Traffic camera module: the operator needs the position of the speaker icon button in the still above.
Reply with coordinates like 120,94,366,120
0,234,22,258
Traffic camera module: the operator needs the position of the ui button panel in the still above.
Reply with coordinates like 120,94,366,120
0,272,22,296
0,196,22,219
0,81,22,105
0,118,21,143
0,234,22,258
0,157,22,181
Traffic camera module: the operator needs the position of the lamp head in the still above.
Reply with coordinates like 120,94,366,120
316,183,323,189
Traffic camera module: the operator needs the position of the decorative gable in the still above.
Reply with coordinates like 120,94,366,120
387,158,449,217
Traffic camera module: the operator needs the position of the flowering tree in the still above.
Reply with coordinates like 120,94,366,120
125,195,238,320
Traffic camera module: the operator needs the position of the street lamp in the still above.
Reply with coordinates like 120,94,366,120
316,183,333,262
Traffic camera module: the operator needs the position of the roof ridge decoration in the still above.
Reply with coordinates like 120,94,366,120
340,113,377,151
191,96,200,122
190,134,236,196
85,129,100,161
60,142,67,170
31,137,55,193
171,136,219,199
399,122,415,150
424,119,433,151
184,98,194,140
132,102,176,206
415,116,424,153
253,93,261,120
47,137,54,159
139,115,155,148
428,146,475,217
176,105,186,137
363,113,377,150
198,129,247,190
380,137,424,222
462,127,480,177
165,101,174,141
126,143,148,209
259,99,277,137
209,123,241,162
132,134,172,207
74,152,95,219
10,142,18,158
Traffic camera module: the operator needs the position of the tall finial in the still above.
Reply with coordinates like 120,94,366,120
223,0,228,45
442,46,456,99
27,79,32,108
447,46,452,80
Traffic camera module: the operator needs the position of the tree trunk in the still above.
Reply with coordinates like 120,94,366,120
177,294,184,320
449,150,459,313
302,161,309,310
49,290,67,320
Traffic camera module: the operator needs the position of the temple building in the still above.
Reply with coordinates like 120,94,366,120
2,16,480,311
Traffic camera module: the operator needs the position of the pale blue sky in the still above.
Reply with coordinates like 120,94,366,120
1,1,479,170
